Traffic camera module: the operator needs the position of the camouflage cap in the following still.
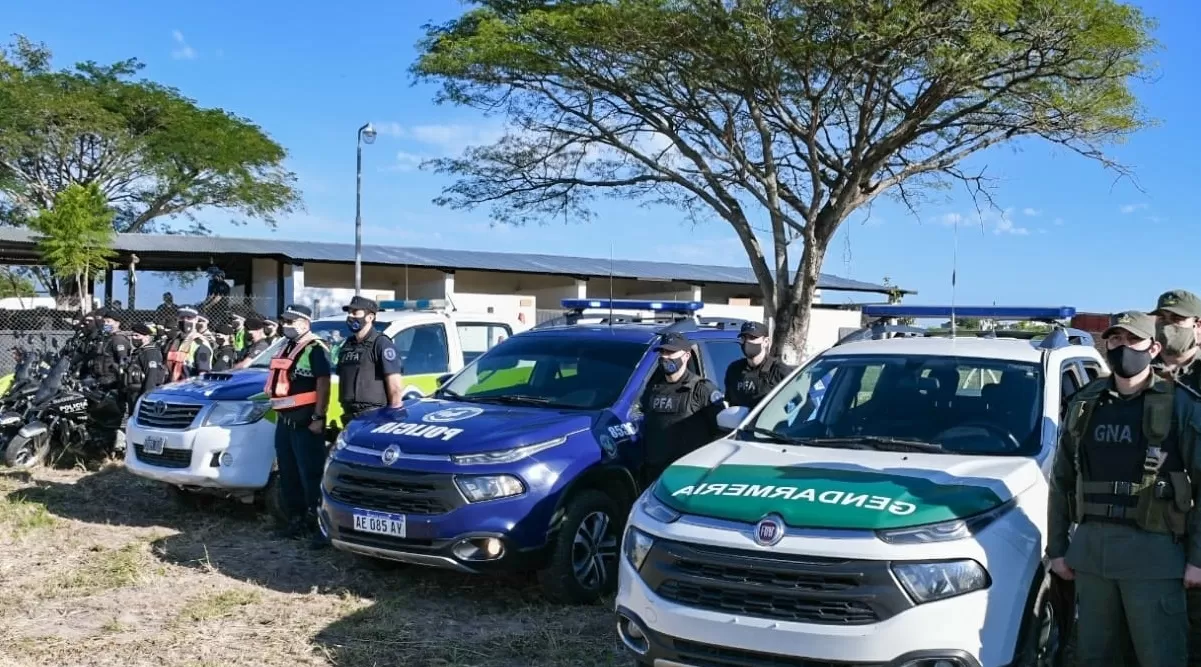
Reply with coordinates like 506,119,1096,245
1103,311,1156,340
1154,290,1201,319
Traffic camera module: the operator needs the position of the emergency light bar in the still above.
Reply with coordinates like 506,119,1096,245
861,305,1076,320
378,299,451,311
560,298,704,314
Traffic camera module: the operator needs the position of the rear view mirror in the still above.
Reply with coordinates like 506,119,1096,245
716,406,750,431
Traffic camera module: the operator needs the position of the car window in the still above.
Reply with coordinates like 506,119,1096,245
392,323,450,375
441,336,646,410
457,322,514,366
748,354,1044,456
1061,364,1082,402
702,340,744,383
1083,360,1102,381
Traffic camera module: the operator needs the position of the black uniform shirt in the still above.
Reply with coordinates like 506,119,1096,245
723,356,792,407
336,329,403,408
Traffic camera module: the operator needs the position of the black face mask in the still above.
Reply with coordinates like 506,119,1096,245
179,320,195,334
1106,345,1152,379
741,341,763,359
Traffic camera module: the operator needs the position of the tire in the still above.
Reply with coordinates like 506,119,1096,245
3,433,49,469
258,471,287,524
537,489,623,604
1012,571,1061,667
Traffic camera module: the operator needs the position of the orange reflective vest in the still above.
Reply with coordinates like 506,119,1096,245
263,334,327,410
165,337,202,382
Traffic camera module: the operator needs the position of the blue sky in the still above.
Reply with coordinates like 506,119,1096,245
6,0,1197,313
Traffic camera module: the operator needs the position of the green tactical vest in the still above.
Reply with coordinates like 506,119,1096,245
1065,377,1194,536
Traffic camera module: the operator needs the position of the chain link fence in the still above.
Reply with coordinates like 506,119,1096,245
0,295,285,376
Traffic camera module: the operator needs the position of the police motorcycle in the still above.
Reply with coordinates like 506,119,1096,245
0,336,61,452
2,353,121,468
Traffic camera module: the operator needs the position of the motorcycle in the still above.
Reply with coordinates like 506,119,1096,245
1,355,116,469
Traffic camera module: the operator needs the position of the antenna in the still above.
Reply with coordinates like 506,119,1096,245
608,242,615,328
950,215,959,338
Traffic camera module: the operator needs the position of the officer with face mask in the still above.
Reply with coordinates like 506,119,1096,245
1048,311,1201,667
262,318,279,344
263,305,332,546
638,333,725,487
164,307,212,382
724,321,793,408
91,310,130,388
211,323,238,371
125,323,164,413
235,317,272,368
1154,290,1201,390
230,313,248,353
335,296,404,425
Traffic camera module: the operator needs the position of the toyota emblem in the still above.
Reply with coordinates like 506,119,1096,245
145,400,166,416
754,514,785,547
381,445,401,466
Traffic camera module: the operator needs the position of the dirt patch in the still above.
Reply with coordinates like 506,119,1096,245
0,466,623,667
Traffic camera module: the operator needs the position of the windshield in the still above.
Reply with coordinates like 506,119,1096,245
746,354,1044,456
34,356,71,403
440,335,647,410
247,320,376,369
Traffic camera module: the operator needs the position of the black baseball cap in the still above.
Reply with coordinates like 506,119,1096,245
131,323,154,336
215,323,236,336
343,296,380,314
244,317,265,331
654,333,691,354
739,321,768,338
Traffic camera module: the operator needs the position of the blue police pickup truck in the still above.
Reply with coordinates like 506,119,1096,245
318,299,750,603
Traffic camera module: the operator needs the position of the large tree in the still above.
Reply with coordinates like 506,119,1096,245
29,183,116,313
413,0,1154,359
0,36,302,296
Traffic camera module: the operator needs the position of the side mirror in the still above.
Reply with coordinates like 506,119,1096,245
436,373,453,387
716,405,750,431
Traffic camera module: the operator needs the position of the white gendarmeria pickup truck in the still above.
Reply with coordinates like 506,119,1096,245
616,306,1103,667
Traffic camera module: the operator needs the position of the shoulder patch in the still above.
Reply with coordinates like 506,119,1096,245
147,361,158,368
383,347,397,362
710,389,724,404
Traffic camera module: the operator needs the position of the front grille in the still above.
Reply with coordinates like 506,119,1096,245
134,444,192,469
670,638,885,667
136,401,203,429
642,539,913,625
324,461,462,516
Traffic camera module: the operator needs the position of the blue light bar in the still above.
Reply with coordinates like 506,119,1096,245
560,298,703,314
861,305,1076,320
378,299,451,311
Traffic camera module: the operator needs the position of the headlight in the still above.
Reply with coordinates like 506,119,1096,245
334,430,349,451
875,499,1016,545
637,485,680,523
203,401,270,427
449,436,567,466
623,526,654,571
892,559,990,604
455,474,525,502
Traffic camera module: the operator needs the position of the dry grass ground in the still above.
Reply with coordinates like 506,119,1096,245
0,464,624,667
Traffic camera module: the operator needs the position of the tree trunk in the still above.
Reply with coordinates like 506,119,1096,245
75,272,86,315
772,239,826,366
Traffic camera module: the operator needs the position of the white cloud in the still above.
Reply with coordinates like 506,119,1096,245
941,208,1028,235
1022,207,1041,217
1147,215,1163,223
381,151,424,173
1053,217,1064,226
374,122,508,171
940,212,963,226
1120,203,1148,214
171,30,197,60
992,216,1030,236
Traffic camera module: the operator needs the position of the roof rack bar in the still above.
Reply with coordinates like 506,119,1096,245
860,305,1076,321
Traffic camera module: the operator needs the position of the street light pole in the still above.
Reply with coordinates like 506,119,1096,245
355,122,376,296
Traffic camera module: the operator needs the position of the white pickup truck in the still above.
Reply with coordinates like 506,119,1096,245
124,300,524,514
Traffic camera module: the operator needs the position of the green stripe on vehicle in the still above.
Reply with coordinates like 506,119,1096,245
655,464,1006,530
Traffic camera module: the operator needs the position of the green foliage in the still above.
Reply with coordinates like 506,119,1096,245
413,0,1156,354
29,183,116,305
0,36,301,235
0,268,35,299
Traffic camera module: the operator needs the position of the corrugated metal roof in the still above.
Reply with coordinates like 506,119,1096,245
0,228,906,294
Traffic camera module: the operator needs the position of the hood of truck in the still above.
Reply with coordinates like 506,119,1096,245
345,397,595,456
654,438,1038,530
150,369,270,402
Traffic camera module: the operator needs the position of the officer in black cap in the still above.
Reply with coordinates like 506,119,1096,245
211,323,238,371
335,296,404,424
92,308,130,394
235,317,273,368
724,321,793,408
637,333,725,487
125,323,165,412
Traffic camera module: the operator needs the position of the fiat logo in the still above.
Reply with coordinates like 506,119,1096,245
380,445,401,466
754,514,785,547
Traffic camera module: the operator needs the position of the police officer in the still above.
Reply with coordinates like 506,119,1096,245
1048,311,1201,667
230,313,248,353
335,296,404,424
236,317,272,368
262,318,279,344
125,323,164,413
724,321,793,408
638,333,725,487
164,307,212,382
210,323,238,371
263,305,332,546
91,309,130,452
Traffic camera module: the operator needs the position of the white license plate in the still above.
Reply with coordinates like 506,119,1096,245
143,436,165,455
352,511,406,538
